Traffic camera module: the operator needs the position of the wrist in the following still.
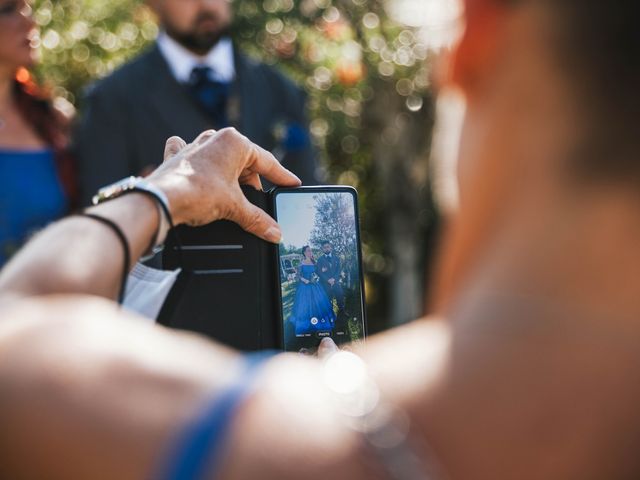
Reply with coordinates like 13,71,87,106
92,176,174,252
87,193,160,261
145,175,188,226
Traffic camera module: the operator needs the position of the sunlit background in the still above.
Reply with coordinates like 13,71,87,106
32,0,462,332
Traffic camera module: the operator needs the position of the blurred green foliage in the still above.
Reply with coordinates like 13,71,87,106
32,0,157,105
33,0,437,329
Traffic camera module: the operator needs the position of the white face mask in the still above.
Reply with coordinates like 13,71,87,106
123,263,182,321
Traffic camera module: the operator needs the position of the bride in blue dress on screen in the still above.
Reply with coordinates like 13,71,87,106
290,246,336,336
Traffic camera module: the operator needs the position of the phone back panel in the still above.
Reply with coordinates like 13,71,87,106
159,187,280,351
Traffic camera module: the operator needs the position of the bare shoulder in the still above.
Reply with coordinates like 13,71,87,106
0,295,240,413
0,295,147,388
0,295,240,479
0,295,121,343
0,294,235,374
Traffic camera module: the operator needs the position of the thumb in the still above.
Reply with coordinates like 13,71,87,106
228,193,282,244
318,337,339,360
164,136,187,161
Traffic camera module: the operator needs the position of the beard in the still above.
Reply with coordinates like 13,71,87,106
165,15,232,55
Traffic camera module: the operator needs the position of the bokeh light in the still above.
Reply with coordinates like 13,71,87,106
33,0,452,328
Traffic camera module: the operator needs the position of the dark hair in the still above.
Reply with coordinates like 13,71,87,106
504,0,640,179
13,72,78,208
301,245,316,263
322,241,331,247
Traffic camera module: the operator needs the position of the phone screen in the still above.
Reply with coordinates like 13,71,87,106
274,188,366,352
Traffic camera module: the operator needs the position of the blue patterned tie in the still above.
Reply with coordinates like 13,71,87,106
188,66,230,128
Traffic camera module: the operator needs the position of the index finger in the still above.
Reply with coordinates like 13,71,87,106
247,143,302,187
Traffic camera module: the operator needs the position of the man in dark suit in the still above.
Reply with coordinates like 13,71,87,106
316,241,346,330
74,0,319,205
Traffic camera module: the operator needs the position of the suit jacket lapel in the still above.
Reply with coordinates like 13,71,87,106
234,50,260,141
144,45,214,142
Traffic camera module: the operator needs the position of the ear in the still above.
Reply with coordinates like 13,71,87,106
446,0,509,94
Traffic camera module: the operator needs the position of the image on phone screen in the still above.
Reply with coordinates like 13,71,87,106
274,188,366,352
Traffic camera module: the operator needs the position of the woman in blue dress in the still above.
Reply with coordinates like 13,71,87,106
0,0,76,267
290,246,336,336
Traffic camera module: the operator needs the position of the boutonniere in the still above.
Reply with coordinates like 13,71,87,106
272,121,311,161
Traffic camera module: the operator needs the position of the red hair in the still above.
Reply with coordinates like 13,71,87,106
13,68,79,209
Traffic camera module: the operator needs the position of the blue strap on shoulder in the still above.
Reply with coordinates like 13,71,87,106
157,352,275,480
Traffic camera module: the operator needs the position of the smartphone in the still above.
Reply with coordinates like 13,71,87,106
273,186,367,352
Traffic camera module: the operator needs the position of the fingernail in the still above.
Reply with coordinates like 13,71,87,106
265,226,282,243
320,337,337,350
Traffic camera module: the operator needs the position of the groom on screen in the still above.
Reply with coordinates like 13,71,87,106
317,241,346,329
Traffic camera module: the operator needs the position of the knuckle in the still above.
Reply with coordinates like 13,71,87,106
261,149,276,171
244,208,263,231
218,127,236,137
217,127,241,144
197,130,217,142
165,136,181,149
223,127,250,144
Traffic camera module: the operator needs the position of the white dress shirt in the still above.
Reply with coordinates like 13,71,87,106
156,31,236,84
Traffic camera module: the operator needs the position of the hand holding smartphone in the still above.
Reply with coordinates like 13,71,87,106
273,187,367,353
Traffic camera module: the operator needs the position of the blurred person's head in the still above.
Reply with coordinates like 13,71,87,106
302,246,313,262
0,0,76,206
322,242,332,254
0,0,37,75
432,0,640,308
147,0,233,55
